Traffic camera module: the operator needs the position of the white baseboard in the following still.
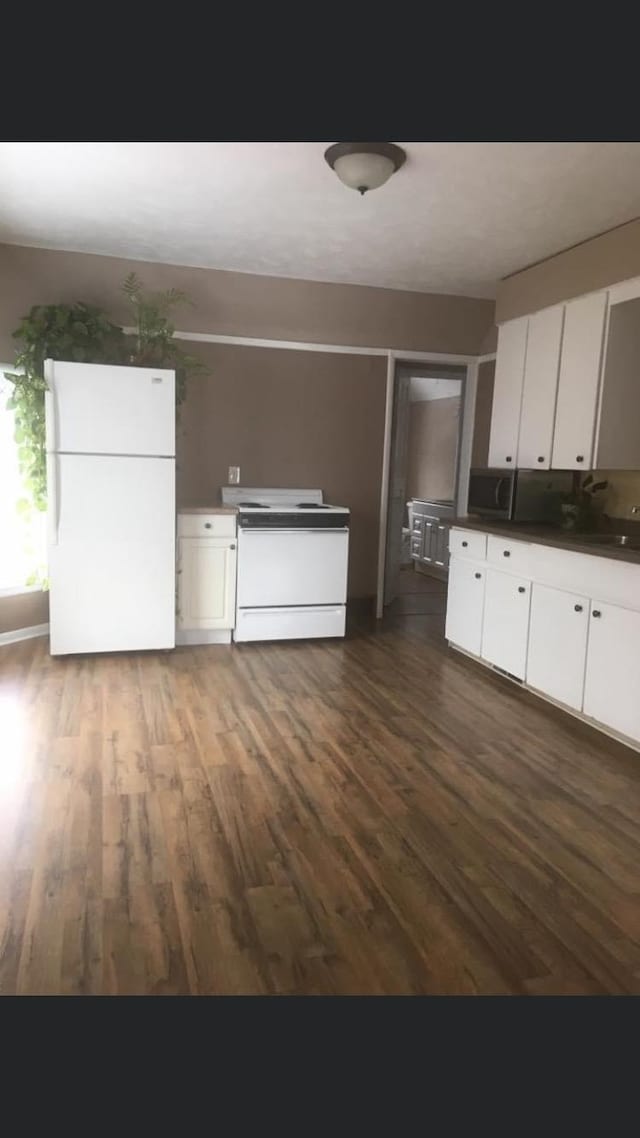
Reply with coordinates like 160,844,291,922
0,622,50,647
175,628,233,645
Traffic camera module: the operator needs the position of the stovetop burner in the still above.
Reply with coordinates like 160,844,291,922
297,502,329,508
238,501,268,507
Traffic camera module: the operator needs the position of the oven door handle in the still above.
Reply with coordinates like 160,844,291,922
240,527,349,534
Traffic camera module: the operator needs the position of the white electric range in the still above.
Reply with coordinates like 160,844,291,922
221,487,350,642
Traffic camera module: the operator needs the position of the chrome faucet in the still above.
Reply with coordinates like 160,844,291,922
631,505,640,515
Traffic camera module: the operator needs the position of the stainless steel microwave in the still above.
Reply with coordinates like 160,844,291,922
467,468,574,522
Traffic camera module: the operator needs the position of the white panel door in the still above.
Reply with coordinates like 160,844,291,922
48,454,175,654
488,317,528,469
237,529,349,608
178,538,236,630
583,601,640,743
550,292,607,470
526,583,589,710
481,568,531,680
517,305,564,469
45,360,175,456
445,557,486,656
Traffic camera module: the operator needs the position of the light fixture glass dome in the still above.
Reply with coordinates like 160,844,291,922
324,143,406,195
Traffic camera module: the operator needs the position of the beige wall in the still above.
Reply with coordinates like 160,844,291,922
0,241,496,630
0,243,495,359
496,218,640,323
176,343,386,598
0,590,49,635
407,396,460,501
471,360,496,469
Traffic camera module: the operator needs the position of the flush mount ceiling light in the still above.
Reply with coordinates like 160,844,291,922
324,142,406,195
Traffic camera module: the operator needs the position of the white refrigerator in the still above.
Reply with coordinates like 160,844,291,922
44,359,176,655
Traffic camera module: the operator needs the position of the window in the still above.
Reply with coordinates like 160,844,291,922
0,369,46,593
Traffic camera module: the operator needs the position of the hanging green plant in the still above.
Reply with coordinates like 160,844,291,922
4,302,126,512
121,272,205,408
4,280,203,591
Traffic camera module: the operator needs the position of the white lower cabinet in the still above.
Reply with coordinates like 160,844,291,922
480,568,531,680
526,583,589,710
583,602,640,742
177,536,237,630
445,557,485,656
446,526,640,749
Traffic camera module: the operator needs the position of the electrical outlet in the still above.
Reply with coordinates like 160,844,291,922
228,466,240,485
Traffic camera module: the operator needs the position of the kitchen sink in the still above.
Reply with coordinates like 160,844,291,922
572,533,640,549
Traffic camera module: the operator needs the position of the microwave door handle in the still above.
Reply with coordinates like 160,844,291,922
495,477,504,508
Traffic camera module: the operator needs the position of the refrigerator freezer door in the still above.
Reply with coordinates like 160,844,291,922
45,360,175,457
48,454,175,654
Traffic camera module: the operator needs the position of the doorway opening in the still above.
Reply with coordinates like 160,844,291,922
383,362,467,616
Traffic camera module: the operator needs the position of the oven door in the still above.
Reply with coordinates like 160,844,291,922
237,527,349,608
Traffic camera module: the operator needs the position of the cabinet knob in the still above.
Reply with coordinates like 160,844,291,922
230,543,236,550
505,456,512,463
576,455,584,463
574,604,583,612
592,609,601,618
503,550,511,557
462,540,468,547
518,586,526,594
474,572,481,579
204,522,212,529
537,456,544,463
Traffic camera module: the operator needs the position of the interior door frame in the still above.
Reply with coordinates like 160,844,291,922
376,352,496,619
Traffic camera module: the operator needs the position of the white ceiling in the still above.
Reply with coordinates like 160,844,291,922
1,142,640,298
410,376,462,402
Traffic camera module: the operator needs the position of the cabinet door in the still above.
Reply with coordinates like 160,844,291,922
488,317,528,469
411,515,424,561
433,522,450,569
177,537,237,630
445,557,486,656
481,568,531,680
583,601,640,743
517,305,564,469
551,291,607,470
422,518,435,564
526,583,589,710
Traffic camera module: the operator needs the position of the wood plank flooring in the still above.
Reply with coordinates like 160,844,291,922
2,599,640,995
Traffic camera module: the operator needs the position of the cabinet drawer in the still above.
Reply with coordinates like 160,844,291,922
487,533,532,576
177,513,236,538
449,528,487,561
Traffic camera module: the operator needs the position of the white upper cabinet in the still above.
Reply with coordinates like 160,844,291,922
516,305,564,469
593,295,640,469
551,291,608,470
488,317,528,469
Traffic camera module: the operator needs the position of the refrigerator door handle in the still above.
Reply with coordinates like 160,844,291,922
44,361,57,449
44,364,60,545
47,451,59,546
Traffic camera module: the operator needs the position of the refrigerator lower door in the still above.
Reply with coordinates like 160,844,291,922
48,454,175,655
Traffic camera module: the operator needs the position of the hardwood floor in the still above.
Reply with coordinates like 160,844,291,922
2,605,640,995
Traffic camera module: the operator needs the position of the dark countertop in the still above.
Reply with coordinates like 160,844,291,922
450,516,640,565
